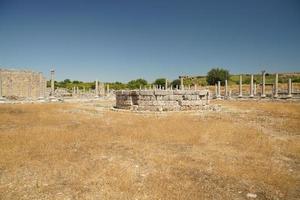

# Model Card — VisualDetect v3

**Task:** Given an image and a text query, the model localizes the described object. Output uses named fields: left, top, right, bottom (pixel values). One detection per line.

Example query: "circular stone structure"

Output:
left=115, top=89, right=210, bottom=111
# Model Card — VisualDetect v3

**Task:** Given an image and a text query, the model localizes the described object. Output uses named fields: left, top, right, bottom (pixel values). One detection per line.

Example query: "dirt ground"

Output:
left=0, top=100, right=299, bottom=200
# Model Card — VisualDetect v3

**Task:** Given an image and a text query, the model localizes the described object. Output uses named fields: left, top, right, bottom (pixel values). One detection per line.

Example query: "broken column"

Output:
left=287, top=78, right=292, bottom=98
left=238, top=75, right=243, bottom=97
left=217, top=81, right=221, bottom=99
left=215, top=83, right=218, bottom=98
left=50, top=69, right=55, bottom=96
left=95, top=80, right=99, bottom=97
left=261, top=71, right=266, bottom=98
left=274, top=73, right=278, bottom=98
left=165, top=79, right=168, bottom=90
left=224, top=80, right=228, bottom=98
left=180, top=76, right=184, bottom=90
left=250, top=74, right=254, bottom=98
left=106, top=84, right=110, bottom=95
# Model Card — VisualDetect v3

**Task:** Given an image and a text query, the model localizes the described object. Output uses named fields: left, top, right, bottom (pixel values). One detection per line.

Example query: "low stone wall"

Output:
left=116, top=89, right=209, bottom=111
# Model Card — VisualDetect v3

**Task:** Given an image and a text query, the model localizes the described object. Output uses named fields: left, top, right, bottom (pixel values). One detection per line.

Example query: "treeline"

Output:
left=49, top=68, right=300, bottom=90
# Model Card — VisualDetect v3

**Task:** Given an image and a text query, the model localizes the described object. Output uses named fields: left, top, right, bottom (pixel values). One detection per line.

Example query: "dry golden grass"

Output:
left=0, top=100, right=299, bottom=199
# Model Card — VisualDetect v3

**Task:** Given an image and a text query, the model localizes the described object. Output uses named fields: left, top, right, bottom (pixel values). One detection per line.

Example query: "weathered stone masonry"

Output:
left=116, top=89, right=209, bottom=111
left=0, top=69, right=46, bottom=99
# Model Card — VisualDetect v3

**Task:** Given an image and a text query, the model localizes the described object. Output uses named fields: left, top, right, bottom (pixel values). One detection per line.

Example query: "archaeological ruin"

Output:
left=0, top=67, right=299, bottom=106
left=116, top=89, right=209, bottom=111
left=0, top=69, right=47, bottom=100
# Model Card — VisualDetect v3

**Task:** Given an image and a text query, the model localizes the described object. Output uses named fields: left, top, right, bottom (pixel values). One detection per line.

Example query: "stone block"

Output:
left=173, top=90, right=186, bottom=95
left=154, top=90, right=173, bottom=95
left=139, top=90, right=155, bottom=96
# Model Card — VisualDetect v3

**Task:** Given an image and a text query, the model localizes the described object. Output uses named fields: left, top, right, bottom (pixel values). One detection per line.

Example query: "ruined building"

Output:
left=0, top=69, right=47, bottom=99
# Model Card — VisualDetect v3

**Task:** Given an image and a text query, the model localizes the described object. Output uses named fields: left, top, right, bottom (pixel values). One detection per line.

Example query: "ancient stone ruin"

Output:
left=213, top=71, right=298, bottom=99
left=0, top=69, right=46, bottom=100
left=116, top=89, right=209, bottom=111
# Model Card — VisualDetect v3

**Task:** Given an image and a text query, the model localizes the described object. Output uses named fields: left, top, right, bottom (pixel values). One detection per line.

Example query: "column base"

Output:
left=0, top=97, right=6, bottom=103
left=249, top=95, right=254, bottom=98
left=261, top=95, right=266, bottom=98
left=49, top=96, right=58, bottom=102
left=215, top=95, right=221, bottom=99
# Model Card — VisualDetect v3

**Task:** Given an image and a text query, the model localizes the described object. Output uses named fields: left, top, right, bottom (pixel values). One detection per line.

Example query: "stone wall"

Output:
left=0, top=69, right=47, bottom=99
left=116, top=89, right=209, bottom=111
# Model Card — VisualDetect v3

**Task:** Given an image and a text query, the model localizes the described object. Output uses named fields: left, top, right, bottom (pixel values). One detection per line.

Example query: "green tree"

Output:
left=63, top=79, right=71, bottom=84
left=171, top=79, right=181, bottom=88
left=127, top=79, right=148, bottom=89
left=206, top=68, right=230, bottom=85
left=153, top=78, right=166, bottom=87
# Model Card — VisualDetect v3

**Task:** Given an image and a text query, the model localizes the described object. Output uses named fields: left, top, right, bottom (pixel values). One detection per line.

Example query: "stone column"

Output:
left=50, top=70, right=55, bottom=96
left=165, top=79, right=168, bottom=90
left=217, top=81, right=221, bottom=99
left=254, top=83, right=257, bottom=96
left=287, top=78, right=292, bottom=98
left=238, top=75, right=243, bottom=97
left=261, top=71, right=266, bottom=98
left=225, top=80, right=228, bottom=98
left=106, top=84, right=109, bottom=94
left=250, top=74, right=254, bottom=98
left=180, top=77, right=184, bottom=90
left=215, top=83, right=218, bottom=98
left=274, top=73, right=278, bottom=98
left=206, top=91, right=209, bottom=105
left=95, top=80, right=99, bottom=97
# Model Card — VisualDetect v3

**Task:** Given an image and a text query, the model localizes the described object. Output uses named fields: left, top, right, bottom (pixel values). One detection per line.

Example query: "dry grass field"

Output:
left=0, top=100, right=299, bottom=199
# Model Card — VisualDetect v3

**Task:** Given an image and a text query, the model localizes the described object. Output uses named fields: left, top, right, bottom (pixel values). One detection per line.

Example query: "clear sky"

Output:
left=0, top=0, right=299, bottom=82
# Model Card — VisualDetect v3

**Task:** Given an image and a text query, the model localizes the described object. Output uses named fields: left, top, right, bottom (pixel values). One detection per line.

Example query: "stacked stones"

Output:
left=116, top=89, right=209, bottom=111
left=0, top=68, right=46, bottom=99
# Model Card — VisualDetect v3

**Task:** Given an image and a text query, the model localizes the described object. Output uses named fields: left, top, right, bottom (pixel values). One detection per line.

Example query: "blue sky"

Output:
left=0, top=0, right=299, bottom=82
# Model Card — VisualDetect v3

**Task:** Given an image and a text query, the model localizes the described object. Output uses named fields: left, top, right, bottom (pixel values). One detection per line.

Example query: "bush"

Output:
left=206, top=68, right=230, bottom=85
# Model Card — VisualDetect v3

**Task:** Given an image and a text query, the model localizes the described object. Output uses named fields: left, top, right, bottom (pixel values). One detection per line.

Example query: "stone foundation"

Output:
left=116, top=89, right=209, bottom=111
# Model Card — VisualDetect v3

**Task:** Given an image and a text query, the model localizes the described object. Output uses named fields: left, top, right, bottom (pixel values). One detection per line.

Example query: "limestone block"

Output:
left=173, top=90, right=186, bottom=95
left=183, top=95, right=199, bottom=100
left=154, top=90, right=173, bottom=96
left=179, top=100, right=203, bottom=106
left=140, top=95, right=156, bottom=101
left=116, top=91, right=129, bottom=96
left=139, top=90, right=154, bottom=96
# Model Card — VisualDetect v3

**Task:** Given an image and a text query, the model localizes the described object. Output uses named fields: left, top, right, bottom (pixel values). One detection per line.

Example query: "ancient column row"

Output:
left=215, top=73, right=294, bottom=99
